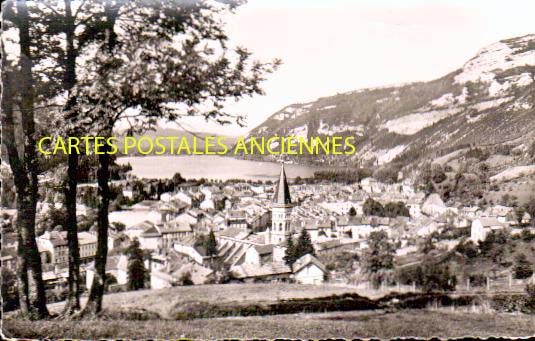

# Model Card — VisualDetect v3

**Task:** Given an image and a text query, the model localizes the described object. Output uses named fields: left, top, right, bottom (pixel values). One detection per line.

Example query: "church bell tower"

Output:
left=267, top=163, right=294, bottom=244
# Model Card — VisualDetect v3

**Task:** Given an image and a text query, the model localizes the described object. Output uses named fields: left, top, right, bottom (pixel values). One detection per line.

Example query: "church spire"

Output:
left=273, top=162, right=292, bottom=205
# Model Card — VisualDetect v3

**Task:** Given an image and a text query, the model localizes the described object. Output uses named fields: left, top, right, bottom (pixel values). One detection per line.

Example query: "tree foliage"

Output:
left=1, top=267, right=19, bottom=312
left=514, top=253, right=534, bottom=279
left=284, top=229, right=315, bottom=268
left=126, top=238, right=147, bottom=291
left=363, top=198, right=384, bottom=216
left=362, top=230, right=394, bottom=288
left=205, top=230, right=218, bottom=258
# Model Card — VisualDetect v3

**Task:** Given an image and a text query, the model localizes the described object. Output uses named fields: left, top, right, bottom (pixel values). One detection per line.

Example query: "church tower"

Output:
left=267, top=163, right=294, bottom=244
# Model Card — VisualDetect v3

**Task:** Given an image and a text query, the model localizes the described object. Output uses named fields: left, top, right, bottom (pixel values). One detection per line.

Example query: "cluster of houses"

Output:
left=2, top=163, right=533, bottom=293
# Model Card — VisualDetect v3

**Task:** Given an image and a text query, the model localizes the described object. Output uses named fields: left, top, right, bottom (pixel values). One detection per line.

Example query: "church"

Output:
left=266, top=162, right=295, bottom=245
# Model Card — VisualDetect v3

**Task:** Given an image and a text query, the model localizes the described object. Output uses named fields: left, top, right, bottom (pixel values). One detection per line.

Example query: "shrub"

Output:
left=468, top=273, right=487, bottom=287
left=525, top=284, right=535, bottom=313
left=514, top=253, right=534, bottom=279
left=179, top=271, right=194, bottom=286
left=490, top=294, right=526, bottom=313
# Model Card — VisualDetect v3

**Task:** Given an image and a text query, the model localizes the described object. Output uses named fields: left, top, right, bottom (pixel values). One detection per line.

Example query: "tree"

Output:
left=295, top=229, right=315, bottom=257
left=420, top=236, right=435, bottom=254
left=514, top=253, right=534, bottom=279
left=283, top=235, right=297, bottom=267
left=455, top=240, right=478, bottom=259
left=363, top=198, right=384, bottom=216
left=512, top=207, right=527, bottom=227
left=362, top=230, right=394, bottom=288
left=1, top=0, right=49, bottom=318
left=373, top=163, right=401, bottom=184
left=348, top=206, right=357, bottom=217
left=126, top=239, right=147, bottom=291
left=172, top=172, right=186, bottom=187
left=75, top=0, right=278, bottom=315
left=179, top=272, right=194, bottom=286
left=1, top=267, right=19, bottom=312
left=478, top=230, right=509, bottom=264
left=383, top=201, right=410, bottom=218
left=284, top=229, right=315, bottom=268
left=525, top=197, right=535, bottom=225
left=205, top=230, right=218, bottom=258
left=418, top=262, right=457, bottom=292
left=111, top=222, right=126, bottom=232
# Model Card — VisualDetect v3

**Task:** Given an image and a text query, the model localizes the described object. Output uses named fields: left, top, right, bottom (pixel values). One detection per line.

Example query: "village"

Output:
left=2, top=161, right=533, bottom=301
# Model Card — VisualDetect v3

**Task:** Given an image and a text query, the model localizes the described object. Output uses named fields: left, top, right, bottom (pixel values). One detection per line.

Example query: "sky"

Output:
left=138, top=1, right=532, bottom=134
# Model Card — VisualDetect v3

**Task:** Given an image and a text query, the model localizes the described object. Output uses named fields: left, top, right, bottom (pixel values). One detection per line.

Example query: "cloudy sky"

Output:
left=170, top=0, right=535, bottom=135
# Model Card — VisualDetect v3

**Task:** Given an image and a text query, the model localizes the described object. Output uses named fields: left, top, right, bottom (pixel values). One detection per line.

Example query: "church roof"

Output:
left=273, top=163, right=292, bottom=205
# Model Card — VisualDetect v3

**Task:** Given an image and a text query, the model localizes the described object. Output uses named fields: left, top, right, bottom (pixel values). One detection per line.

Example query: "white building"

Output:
left=470, top=217, right=507, bottom=243
left=421, top=193, right=447, bottom=216
left=85, top=254, right=128, bottom=289
left=292, top=254, right=327, bottom=285
left=37, top=231, right=97, bottom=265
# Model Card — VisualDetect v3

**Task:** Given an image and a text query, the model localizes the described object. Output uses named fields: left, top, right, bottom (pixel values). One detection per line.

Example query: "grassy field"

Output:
left=4, top=309, right=535, bottom=339
left=45, top=283, right=361, bottom=318
left=5, top=283, right=534, bottom=338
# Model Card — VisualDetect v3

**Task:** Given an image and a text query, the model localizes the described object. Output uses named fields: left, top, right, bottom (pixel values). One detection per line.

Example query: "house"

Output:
left=78, top=232, right=98, bottom=264
left=85, top=255, right=128, bottom=289
left=361, top=177, right=379, bottom=193
left=174, top=242, right=217, bottom=266
left=320, top=201, right=363, bottom=216
left=406, top=199, right=422, bottom=218
left=421, top=193, right=447, bottom=216
left=231, top=261, right=292, bottom=282
left=108, top=231, right=129, bottom=251
left=292, top=254, right=328, bottom=284
left=138, top=220, right=194, bottom=250
left=36, top=231, right=68, bottom=265
left=109, top=208, right=161, bottom=228
left=244, top=244, right=273, bottom=266
left=226, top=210, right=248, bottom=230
left=37, top=231, right=97, bottom=266
left=150, top=262, right=214, bottom=289
left=470, top=217, right=507, bottom=243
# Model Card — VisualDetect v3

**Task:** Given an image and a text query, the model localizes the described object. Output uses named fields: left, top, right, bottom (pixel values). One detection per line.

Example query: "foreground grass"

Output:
left=46, top=283, right=360, bottom=317
left=4, top=309, right=535, bottom=339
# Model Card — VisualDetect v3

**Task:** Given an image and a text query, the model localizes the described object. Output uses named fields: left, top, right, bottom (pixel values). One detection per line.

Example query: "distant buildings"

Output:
left=37, top=231, right=97, bottom=265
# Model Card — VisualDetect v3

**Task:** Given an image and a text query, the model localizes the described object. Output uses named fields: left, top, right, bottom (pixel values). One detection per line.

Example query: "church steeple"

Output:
left=267, top=162, right=294, bottom=245
left=273, top=162, right=292, bottom=206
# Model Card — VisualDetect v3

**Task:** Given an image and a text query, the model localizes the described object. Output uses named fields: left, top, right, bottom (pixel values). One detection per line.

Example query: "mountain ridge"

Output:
left=246, top=34, right=535, bottom=171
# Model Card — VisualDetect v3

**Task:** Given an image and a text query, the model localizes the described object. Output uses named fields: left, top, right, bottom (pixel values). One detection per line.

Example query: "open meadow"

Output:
left=43, top=283, right=361, bottom=318
left=3, top=283, right=535, bottom=339
left=4, top=309, right=535, bottom=339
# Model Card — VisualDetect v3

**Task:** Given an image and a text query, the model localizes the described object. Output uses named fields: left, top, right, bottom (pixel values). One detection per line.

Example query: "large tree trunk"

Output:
left=62, top=0, right=82, bottom=315
left=16, top=234, right=30, bottom=314
left=63, top=152, right=82, bottom=314
left=2, top=42, right=31, bottom=314
left=15, top=0, right=49, bottom=318
left=81, top=149, right=110, bottom=315
left=80, top=0, right=120, bottom=316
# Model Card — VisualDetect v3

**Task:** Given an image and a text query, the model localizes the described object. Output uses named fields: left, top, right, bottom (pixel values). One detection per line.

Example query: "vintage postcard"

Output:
left=1, top=0, right=535, bottom=339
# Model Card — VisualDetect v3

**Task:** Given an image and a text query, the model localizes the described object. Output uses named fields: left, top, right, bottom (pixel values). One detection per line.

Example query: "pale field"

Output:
left=4, top=309, right=535, bottom=339
left=46, top=283, right=364, bottom=318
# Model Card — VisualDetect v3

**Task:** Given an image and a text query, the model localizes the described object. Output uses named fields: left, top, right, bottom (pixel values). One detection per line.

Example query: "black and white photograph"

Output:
left=1, top=0, right=535, bottom=339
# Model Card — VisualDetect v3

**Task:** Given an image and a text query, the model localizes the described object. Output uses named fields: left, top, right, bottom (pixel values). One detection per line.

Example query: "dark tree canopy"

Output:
left=126, top=238, right=147, bottom=291
left=362, top=230, right=395, bottom=288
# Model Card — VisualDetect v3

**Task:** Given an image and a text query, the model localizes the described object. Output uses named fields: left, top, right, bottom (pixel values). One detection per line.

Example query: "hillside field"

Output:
left=44, top=283, right=360, bottom=318
left=4, top=283, right=535, bottom=339
left=4, top=309, right=535, bottom=339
